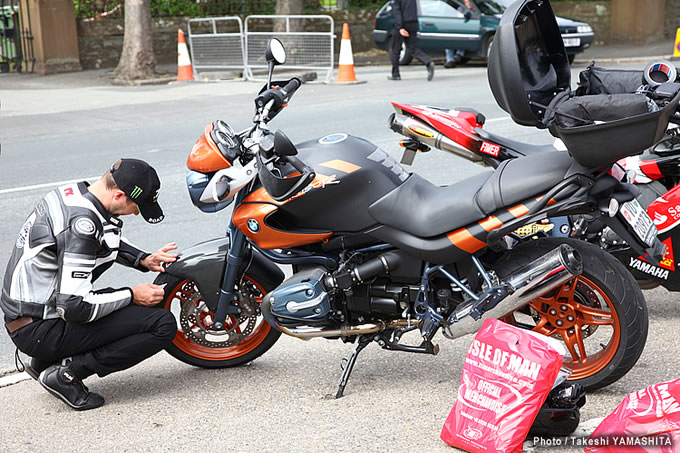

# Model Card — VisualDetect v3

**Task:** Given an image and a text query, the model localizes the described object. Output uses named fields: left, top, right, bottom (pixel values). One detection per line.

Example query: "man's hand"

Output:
left=132, top=283, right=165, bottom=306
left=141, top=243, right=178, bottom=272
left=399, top=28, right=409, bottom=37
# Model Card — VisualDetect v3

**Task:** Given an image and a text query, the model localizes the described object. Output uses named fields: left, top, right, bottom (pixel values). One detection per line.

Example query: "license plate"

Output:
left=619, top=199, right=657, bottom=247
left=563, top=37, right=581, bottom=47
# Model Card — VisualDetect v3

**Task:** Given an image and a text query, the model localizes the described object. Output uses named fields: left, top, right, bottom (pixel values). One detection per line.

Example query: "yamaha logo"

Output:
left=247, top=219, right=260, bottom=233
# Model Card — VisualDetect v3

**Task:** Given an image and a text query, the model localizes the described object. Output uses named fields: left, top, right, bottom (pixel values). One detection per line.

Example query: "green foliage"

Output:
left=72, top=0, right=277, bottom=19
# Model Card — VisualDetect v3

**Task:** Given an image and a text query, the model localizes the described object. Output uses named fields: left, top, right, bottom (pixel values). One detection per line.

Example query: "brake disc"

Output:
left=178, top=282, right=259, bottom=348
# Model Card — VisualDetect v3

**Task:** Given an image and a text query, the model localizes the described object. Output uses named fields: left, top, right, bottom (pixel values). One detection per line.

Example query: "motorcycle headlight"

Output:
left=186, top=170, right=233, bottom=213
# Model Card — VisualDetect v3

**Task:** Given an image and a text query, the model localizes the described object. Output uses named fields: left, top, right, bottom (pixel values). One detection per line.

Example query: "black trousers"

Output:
left=8, top=305, right=176, bottom=379
left=390, top=22, right=432, bottom=77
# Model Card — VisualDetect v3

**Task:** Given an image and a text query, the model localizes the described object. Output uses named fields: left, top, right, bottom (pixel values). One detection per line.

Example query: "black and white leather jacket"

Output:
left=1, top=182, right=149, bottom=324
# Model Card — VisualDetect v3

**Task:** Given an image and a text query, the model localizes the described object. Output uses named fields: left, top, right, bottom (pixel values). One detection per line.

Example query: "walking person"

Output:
left=388, top=0, right=435, bottom=81
left=1, top=158, right=178, bottom=411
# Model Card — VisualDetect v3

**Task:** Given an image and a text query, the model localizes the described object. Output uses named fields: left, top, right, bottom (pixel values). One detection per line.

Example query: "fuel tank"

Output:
left=232, top=134, right=410, bottom=249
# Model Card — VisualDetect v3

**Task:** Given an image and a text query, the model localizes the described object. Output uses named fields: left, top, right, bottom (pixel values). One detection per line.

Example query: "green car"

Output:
left=372, top=0, right=594, bottom=64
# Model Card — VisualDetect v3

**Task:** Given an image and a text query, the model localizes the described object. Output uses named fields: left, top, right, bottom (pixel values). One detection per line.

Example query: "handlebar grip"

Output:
left=286, top=155, right=314, bottom=177
left=281, top=78, right=301, bottom=97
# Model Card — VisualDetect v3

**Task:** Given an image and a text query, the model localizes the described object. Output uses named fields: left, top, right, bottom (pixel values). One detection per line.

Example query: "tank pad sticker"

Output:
left=367, top=148, right=409, bottom=182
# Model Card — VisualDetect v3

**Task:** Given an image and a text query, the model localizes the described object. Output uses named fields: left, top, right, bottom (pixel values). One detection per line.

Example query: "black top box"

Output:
left=487, top=0, right=680, bottom=169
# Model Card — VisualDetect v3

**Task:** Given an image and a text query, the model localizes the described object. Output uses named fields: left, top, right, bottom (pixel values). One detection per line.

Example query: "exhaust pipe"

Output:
left=443, top=244, right=583, bottom=340
left=388, top=113, right=483, bottom=163
left=275, top=319, right=414, bottom=339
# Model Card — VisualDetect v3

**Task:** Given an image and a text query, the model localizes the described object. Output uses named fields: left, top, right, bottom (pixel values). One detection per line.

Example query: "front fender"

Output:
left=165, top=237, right=285, bottom=311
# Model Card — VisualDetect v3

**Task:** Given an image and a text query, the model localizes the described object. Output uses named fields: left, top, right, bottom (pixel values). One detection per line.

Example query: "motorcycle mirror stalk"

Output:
left=265, top=38, right=286, bottom=89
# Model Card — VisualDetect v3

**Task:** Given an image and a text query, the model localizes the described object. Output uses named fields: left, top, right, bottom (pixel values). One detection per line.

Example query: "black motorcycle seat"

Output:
left=368, top=151, right=575, bottom=238
left=475, top=127, right=559, bottom=156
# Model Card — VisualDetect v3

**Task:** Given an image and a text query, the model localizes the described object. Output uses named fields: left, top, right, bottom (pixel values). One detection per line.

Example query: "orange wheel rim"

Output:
left=164, top=277, right=272, bottom=361
left=502, top=276, right=620, bottom=380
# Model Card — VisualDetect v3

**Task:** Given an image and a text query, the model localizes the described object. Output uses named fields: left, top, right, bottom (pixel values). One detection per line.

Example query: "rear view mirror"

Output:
left=464, top=10, right=472, bottom=22
left=266, top=38, right=287, bottom=65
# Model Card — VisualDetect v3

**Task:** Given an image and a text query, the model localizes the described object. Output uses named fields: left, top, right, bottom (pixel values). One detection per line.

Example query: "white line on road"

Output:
left=0, top=371, right=31, bottom=388
left=0, top=177, right=99, bottom=196
left=485, top=116, right=511, bottom=123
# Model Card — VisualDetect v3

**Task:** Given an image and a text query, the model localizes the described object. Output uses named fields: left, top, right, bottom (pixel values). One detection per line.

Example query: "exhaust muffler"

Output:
left=388, top=113, right=483, bottom=162
left=443, top=244, right=583, bottom=340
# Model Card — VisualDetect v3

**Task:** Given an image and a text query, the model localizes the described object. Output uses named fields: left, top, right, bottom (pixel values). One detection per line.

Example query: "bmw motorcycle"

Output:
left=154, top=36, right=657, bottom=397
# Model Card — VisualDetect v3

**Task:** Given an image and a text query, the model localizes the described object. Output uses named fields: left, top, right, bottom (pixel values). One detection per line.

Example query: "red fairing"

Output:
left=648, top=184, right=680, bottom=234
left=638, top=159, right=664, bottom=180
left=392, top=102, right=484, bottom=153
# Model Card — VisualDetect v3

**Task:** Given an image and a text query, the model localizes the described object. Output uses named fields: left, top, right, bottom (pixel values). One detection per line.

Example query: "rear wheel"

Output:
left=389, top=36, right=413, bottom=65
left=494, top=237, right=648, bottom=391
left=154, top=272, right=280, bottom=368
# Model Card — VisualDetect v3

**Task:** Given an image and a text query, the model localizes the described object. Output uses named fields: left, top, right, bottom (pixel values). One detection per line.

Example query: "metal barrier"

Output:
left=187, top=16, right=244, bottom=79
left=244, top=15, right=334, bottom=83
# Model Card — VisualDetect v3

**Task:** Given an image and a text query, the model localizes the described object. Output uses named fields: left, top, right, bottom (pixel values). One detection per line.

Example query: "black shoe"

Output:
left=426, top=62, right=435, bottom=81
left=39, top=364, right=105, bottom=411
left=387, top=75, right=401, bottom=80
left=454, top=53, right=463, bottom=64
left=444, top=61, right=456, bottom=69
left=25, top=358, right=53, bottom=381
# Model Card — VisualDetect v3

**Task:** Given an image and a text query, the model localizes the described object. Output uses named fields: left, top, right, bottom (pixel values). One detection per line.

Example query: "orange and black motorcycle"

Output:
left=154, top=38, right=659, bottom=397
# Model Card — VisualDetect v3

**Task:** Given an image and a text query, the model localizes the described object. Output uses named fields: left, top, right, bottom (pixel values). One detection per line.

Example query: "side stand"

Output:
left=335, top=334, right=372, bottom=399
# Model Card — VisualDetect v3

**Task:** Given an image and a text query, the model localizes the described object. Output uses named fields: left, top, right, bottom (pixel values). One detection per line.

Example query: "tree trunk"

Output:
left=113, top=0, right=156, bottom=82
left=274, top=0, right=304, bottom=33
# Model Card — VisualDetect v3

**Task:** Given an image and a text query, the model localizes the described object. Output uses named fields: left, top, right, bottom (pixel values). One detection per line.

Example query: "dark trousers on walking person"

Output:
left=390, top=22, right=434, bottom=80
left=9, top=305, right=176, bottom=380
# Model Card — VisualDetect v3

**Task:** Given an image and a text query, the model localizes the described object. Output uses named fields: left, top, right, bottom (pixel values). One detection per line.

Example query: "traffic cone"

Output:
left=336, top=23, right=362, bottom=84
left=177, top=29, right=194, bottom=81
left=672, top=27, right=680, bottom=62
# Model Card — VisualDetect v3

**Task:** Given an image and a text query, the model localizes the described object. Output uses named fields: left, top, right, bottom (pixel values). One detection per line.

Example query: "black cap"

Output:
left=111, top=159, right=164, bottom=224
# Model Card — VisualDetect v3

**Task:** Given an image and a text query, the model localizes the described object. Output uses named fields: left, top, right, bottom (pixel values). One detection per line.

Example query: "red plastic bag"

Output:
left=585, top=378, right=680, bottom=453
left=441, top=318, right=564, bottom=453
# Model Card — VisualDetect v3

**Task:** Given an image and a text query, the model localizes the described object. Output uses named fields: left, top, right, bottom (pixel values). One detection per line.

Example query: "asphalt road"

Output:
left=0, top=62, right=678, bottom=452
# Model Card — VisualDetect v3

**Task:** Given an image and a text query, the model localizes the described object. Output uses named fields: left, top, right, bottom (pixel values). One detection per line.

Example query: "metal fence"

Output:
left=0, top=0, right=34, bottom=73
left=187, top=16, right=244, bottom=78
left=244, top=15, right=334, bottom=83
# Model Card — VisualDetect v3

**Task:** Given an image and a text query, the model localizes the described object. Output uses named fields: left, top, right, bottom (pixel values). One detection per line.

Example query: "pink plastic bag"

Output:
left=586, top=378, right=680, bottom=453
left=441, top=318, right=564, bottom=453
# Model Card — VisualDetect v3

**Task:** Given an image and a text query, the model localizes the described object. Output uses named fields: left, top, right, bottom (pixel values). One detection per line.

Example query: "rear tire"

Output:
left=493, top=237, right=648, bottom=391
left=154, top=271, right=280, bottom=368
left=389, top=36, right=413, bottom=65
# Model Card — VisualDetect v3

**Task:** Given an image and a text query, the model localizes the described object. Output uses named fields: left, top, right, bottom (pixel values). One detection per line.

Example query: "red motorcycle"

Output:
left=151, top=31, right=658, bottom=397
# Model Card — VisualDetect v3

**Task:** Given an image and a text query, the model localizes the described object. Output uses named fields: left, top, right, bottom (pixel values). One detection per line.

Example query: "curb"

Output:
left=574, top=55, right=671, bottom=65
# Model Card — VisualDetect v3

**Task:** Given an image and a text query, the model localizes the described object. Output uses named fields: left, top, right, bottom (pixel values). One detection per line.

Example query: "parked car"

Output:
left=372, top=0, right=594, bottom=64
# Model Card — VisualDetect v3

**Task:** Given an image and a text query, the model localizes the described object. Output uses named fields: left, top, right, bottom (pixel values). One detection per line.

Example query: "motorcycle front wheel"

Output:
left=154, top=272, right=280, bottom=368
left=493, top=237, right=648, bottom=391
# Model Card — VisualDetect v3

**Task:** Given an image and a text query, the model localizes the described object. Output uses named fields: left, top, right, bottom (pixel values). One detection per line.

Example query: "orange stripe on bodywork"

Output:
left=478, top=215, right=502, bottom=232
left=319, top=160, right=361, bottom=174
left=508, top=204, right=529, bottom=218
left=535, top=196, right=557, bottom=206
left=447, top=228, right=487, bottom=253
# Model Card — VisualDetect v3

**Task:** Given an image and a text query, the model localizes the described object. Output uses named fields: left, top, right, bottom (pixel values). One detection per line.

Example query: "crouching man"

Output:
left=1, top=159, right=178, bottom=410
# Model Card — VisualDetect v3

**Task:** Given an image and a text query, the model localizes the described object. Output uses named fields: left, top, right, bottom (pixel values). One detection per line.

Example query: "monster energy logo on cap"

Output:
left=110, top=158, right=165, bottom=224
left=129, top=185, right=143, bottom=200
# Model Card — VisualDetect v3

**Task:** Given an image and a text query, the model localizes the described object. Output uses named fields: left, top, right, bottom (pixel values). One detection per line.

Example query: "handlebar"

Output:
left=254, top=77, right=302, bottom=123
left=280, top=78, right=301, bottom=97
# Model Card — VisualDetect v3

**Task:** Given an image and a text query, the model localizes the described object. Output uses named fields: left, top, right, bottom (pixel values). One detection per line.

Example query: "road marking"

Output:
left=0, top=177, right=99, bottom=195
left=0, top=371, right=31, bottom=388
left=485, top=116, right=511, bottom=123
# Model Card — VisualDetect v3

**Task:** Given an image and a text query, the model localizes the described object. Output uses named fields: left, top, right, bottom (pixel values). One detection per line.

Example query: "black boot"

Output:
left=39, top=364, right=105, bottom=411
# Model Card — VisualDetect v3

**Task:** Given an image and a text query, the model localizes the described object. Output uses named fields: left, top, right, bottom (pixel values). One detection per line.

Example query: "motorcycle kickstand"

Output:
left=335, top=334, right=372, bottom=399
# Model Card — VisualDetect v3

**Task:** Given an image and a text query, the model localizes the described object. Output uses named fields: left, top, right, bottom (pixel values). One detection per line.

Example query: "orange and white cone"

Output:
left=336, top=23, right=360, bottom=83
left=177, top=29, right=194, bottom=81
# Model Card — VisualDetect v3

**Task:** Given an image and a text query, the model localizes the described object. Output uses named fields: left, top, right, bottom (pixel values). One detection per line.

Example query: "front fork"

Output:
left=212, top=191, right=249, bottom=330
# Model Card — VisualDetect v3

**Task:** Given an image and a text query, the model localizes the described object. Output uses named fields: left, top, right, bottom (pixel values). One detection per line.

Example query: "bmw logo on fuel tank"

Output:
left=247, top=219, right=260, bottom=233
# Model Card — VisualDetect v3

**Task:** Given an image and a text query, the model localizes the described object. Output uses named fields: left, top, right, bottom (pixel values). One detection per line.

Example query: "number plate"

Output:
left=619, top=199, right=657, bottom=247
left=563, top=37, right=581, bottom=47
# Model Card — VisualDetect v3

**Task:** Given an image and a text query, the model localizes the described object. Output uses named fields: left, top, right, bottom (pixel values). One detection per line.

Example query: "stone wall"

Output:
left=552, top=1, right=610, bottom=45
left=666, top=0, right=680, bottom=39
